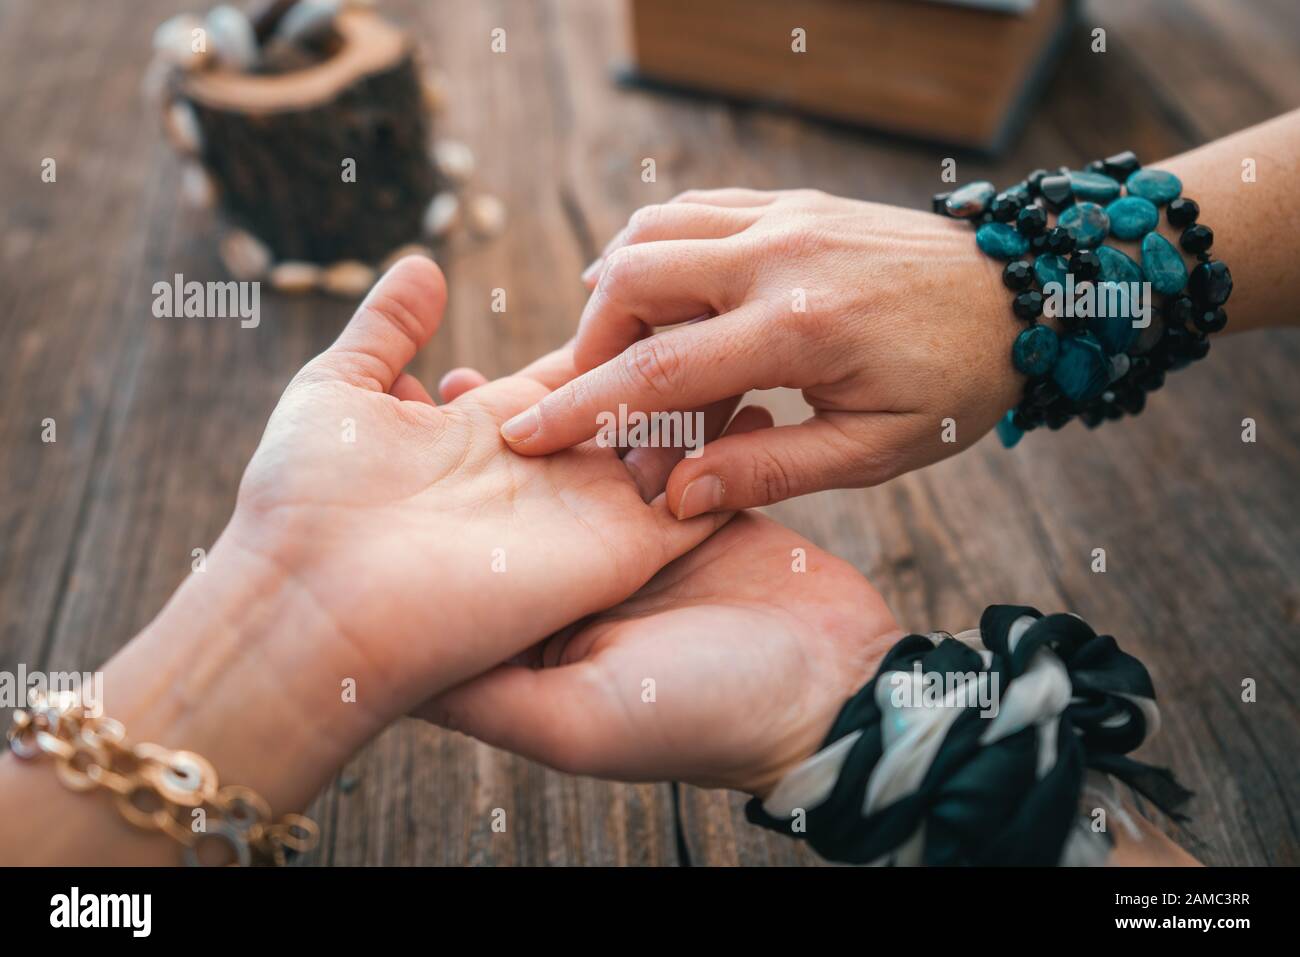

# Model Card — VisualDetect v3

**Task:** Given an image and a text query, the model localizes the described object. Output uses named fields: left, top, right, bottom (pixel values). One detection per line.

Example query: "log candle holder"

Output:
left=153, top=2, right=487, bottom=297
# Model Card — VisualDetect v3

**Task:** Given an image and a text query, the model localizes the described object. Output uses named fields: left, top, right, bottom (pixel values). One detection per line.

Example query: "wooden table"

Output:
left=2, top=0, right=1297, bottom=866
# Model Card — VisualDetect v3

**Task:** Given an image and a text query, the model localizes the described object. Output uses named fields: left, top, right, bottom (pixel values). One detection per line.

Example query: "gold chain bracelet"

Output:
left=6, top=688, right=319, bottom=866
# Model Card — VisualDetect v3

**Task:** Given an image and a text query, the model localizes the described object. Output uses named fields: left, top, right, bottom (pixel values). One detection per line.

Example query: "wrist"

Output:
left=959, top=235, right=1030, bottom=415
left=102, top=527, right=385, bottom=815
left=982, top=256, right=1033, bottom=412
left=0, top=528, right=382, bottom=864
left=743, top=624, right=905, bottom=802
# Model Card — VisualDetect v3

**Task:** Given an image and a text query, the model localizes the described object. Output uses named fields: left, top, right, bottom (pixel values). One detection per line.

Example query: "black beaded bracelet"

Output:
left=932, top=152, right=1232, bottom=445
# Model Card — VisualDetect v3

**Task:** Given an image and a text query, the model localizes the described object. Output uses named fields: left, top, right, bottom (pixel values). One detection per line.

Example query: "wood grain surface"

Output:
left=1, top=0, right=1296, bottom=866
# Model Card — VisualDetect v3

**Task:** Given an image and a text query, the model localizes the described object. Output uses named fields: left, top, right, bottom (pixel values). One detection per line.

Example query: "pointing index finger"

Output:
left=499, top=305, right=786, bottom=455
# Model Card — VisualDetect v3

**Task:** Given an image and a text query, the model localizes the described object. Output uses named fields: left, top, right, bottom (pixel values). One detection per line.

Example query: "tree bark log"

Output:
left=179, top=11, right=437, bottom=264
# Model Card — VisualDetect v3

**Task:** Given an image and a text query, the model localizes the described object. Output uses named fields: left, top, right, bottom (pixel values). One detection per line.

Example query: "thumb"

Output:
left=306, top=256, right=447, bottom=392
left=666, top=411, right=927, bottom=517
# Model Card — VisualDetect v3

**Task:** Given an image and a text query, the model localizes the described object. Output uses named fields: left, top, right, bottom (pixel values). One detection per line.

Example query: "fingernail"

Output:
left=580, top=258, right=601, bottom=284
left=501, top=409, right=539, bottom=444
left=676, top=475, right=725, bottom=520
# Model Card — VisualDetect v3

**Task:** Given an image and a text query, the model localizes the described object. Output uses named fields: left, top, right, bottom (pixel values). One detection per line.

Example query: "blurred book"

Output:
left=622, top=0, right=1075, bottom=153
left=921, top=0, right=1037, bottom=12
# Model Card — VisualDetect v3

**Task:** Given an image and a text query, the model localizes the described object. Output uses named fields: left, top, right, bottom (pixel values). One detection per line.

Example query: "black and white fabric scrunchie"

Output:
left=745, top=605, right=1192, bottom=866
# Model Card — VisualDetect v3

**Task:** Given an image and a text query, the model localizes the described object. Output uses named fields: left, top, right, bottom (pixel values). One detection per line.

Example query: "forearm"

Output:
left=1159, top=107, right=1300, bottom=335
left=0, top=530, right=381, bottom=865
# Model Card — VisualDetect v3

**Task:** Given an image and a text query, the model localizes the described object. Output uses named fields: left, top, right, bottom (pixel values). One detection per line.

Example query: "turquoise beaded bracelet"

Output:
left=933, top=152, right=1232, bottom=445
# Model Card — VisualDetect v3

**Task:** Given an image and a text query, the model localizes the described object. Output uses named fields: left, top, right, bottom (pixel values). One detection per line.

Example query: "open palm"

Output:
left=223, top=257, right=730, bottom=714
left=422, top=512, right=902, bottom=796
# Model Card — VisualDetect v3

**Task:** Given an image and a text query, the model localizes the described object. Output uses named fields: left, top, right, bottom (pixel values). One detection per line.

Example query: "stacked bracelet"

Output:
left=6, top=688, right=319, bottom=866
left=932, top=152, right=1232, bottom=445
left=745, top=605, right=1192, bottom=866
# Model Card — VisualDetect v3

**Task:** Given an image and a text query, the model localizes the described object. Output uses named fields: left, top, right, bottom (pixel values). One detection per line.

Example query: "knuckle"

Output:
left=835, top=426, right=898, bottom=488
left=362, top=288, right=427, bottom=353
left=293, top=353, right=385, bottom=393
left=786, top=187, right=829, bottom=206
left=870, top=442, right=907, bottom=485
left=624, top=204, right=666, bottom=242
left=748, top=449, right=795, bottom=504
left=622, top=336, right=684, bottom=399
left=549, top=375, right=593, bottom=424
left=846, top=451, right=889, bottom=488
left=764, top=223, right=823, bottom=260
left=850, top=460, right=893, bottom=490
left=783, top=303, right=837, bottom=356
left=598, top=246, right=641, bottom=299
left=289, top=355, right=336, bottom=390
